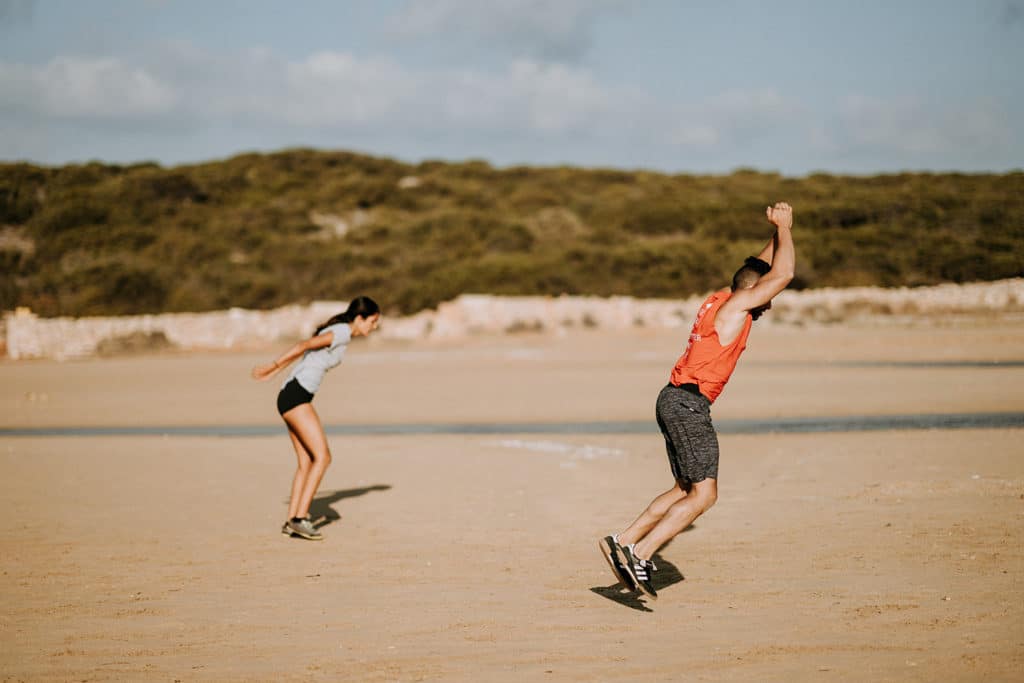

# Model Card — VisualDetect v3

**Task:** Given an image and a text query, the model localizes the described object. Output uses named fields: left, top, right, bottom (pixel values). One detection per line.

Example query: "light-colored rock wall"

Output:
left=769, top=278, right=1024, bottom=323
left=4, top=279, right=1022, bottom=360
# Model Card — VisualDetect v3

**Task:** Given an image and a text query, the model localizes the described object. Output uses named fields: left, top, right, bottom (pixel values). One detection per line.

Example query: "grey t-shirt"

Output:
left=282, top=322, right=352, bottom=394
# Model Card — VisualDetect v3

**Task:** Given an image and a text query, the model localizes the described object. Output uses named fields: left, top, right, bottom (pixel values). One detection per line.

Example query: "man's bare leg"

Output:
left=617, top=482, right=689, bottom=546
left=633, top=478, right=718, bottom=560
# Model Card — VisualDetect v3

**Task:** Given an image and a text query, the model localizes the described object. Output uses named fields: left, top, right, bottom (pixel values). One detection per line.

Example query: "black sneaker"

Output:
left=599, top=535, right=637, bottom=590
left=617, top=543, right=657, bottom=600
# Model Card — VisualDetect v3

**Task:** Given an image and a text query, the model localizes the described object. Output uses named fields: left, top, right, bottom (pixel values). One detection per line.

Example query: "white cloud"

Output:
left=831, top=93, right=1012, bottom=156
left=1, top=42, right=1017, bottom=174
left=136, top=48, right=634, bottom=136
left=279, top=55, right=629, bottom=135
left=706, top=89, right=795, bottom=121
left=839, top=94, right=937, bottom=153
left=388, top=0, right=627, bottom=60
left=280, top=52, right=418, bottom=126
left=503, top=59, right=617, bottom=132
left=668, top=124, right=719, bottom=148
left=667, top=88, right=799, bottom=149
left=0, top=47, right=808, bottom=165
left=0, top=56, right=176, bottom=119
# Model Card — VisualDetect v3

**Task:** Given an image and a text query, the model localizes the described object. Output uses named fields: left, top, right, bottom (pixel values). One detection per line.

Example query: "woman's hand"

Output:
left=251, top=362, right=279, bottom=381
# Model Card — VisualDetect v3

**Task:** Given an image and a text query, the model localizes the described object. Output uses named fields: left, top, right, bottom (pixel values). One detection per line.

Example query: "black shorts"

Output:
left=655, top=383, right=720, bottom=488
left=277, top=378, right=314, bottom=415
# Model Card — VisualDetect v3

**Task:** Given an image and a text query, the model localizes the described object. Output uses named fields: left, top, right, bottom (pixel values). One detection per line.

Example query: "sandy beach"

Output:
left=2, top=320, right=1023, bottom=681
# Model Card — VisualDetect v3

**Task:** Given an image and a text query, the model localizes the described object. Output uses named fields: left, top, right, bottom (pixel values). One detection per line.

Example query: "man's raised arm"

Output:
left=731, top=203, right=795, bottom=310
left=755, top=224, right=779, bottom=264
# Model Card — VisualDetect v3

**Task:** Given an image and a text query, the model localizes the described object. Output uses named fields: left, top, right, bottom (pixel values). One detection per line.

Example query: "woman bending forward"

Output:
left=251, top=296, right=381, bottom=540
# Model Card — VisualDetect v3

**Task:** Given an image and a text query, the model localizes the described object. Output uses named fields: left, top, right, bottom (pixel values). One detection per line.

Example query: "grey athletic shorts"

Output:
left=655, top=383, right=719, bottom=487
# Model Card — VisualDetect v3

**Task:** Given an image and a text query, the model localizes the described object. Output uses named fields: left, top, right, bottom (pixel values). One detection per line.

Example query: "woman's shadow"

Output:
left=305, top=484, right=391, bottom=529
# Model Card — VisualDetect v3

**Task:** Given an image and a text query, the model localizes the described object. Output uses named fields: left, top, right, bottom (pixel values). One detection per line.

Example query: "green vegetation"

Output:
left=1, top=150, right=1021, bottom=317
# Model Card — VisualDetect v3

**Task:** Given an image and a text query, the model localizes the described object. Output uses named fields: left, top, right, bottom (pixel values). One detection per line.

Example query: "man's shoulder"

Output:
left=713, top=289, right=749, bottom=319
left=705, top=288, right=732, bottom=307
left=698, top=288, right=730, bottom=304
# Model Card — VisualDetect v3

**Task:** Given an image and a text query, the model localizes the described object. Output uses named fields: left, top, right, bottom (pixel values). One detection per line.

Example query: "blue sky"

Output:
left=1, top=0, right=1021, bottom=175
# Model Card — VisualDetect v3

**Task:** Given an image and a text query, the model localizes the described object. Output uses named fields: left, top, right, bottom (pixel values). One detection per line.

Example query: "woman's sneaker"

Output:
left=617, top=543, right=658, bottom=599
left=598, top=535, right=637, bottom=590
left=284, top=517, right=323, bottom=540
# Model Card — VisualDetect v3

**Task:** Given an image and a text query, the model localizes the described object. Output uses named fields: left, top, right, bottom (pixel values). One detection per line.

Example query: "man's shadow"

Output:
left=589, top=557, right=684, bottom=614
left=590, top=550, right=686, bottom=612
left=304, top=485, right=391, bottom=530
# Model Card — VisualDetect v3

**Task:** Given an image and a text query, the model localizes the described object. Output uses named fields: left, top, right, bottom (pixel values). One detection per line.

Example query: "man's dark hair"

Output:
left=731, top=257, right=771, bottom=291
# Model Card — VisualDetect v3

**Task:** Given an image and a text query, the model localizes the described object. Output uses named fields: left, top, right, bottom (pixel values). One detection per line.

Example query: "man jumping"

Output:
left=599, top=202, right=795, bottom=600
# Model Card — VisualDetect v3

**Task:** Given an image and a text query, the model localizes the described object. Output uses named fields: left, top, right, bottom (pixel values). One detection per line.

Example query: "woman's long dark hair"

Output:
left=314, top=296, right=380, bottom=336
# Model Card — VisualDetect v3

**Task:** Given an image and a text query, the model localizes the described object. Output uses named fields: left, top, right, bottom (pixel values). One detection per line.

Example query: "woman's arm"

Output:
left=250, top=330, right=336, bottom=381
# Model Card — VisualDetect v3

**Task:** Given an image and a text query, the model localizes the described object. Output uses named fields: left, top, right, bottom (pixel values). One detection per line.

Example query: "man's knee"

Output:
left=694, top=479, right=718, bottom=511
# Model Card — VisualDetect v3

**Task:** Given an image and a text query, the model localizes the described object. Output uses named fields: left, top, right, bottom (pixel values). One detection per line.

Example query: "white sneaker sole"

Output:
left=599, top=536, right=637, bottom=590
left=283, top=522, right=323, bottom=540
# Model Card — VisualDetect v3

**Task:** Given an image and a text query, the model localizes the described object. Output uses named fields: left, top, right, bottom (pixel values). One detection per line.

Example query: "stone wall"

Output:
left=768, top=278, right=1024, bottom=324
left=4, top=278, right=1022, bottom=360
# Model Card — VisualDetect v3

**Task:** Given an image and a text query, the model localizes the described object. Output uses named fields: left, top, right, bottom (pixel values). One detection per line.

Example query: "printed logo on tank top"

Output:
left=680, top=301, right=715, bottom=363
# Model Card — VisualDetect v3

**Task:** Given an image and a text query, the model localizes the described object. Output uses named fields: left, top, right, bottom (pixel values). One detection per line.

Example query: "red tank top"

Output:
left=669, top=290, right=752, bottom=403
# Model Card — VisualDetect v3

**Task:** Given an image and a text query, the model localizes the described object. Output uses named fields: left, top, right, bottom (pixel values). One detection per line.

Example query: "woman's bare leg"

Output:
left=285, top=427, right=313, bottom=520
left=282, top=403, right=332, bottom=519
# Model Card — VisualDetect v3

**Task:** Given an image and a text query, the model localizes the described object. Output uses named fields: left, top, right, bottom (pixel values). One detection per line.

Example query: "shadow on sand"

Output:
left=590, top=553, right=685, bottom=612
left=304, top=484, right=392, bottom=529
